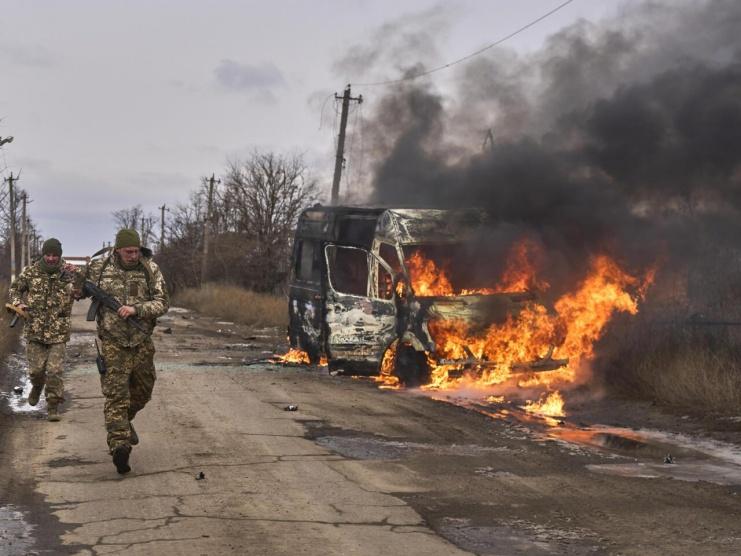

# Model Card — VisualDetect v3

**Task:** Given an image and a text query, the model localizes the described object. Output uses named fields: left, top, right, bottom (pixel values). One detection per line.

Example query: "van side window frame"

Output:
left=295, top=239, right=322, bottom=284
left=325, top=244, right=395, bottom=302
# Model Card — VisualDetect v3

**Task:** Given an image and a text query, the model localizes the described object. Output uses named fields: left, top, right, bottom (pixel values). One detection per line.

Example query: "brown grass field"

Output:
left=600, top=316, right=741, bottom=413
left=173, top=284, right=287, bottom=328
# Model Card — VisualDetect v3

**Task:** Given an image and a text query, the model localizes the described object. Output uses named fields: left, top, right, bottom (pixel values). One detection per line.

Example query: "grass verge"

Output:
left=173, top=284, right=287, bottom=328
left=599, top=318, right=741, bottom=413
left=0, top=284, right=19, bottom=359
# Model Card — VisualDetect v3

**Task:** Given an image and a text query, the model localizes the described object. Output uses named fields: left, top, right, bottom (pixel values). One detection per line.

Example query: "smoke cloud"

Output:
left=340, top=0, right=741, bottom=303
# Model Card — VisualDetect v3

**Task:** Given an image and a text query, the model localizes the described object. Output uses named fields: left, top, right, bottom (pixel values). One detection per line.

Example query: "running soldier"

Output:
left=85, top=229, right=169, bottom=474
left=8, top=238, right=80, bottom=421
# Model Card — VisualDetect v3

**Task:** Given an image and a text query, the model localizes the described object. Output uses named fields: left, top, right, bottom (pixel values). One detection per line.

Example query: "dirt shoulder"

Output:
left=1, top=301, right=740, bottom=555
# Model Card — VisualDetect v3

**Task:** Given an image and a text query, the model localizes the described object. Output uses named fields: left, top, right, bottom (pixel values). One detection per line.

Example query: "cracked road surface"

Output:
left=2, top=302, right=741, bottom=555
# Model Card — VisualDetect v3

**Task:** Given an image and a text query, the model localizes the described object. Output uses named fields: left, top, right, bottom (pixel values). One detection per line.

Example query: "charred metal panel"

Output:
left=428, top=292, right=533, bottom=324
left=288, top=293, right=323, bottom=359
left=324, top=244, right=397, bottom=367
left=376, top=209, right=489, bottom=244
left=325, top=295, right=396, bottom=364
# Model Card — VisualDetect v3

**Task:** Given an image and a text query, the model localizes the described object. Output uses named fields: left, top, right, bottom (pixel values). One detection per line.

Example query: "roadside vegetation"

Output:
left=0, top=285, right=20, bottom=360
left=173, top=284, right=287, bottom=328
left=599, top=265, right=741, bottom=414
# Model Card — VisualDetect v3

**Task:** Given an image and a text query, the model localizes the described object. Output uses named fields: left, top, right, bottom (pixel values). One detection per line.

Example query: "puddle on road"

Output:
left=0, top=505, right=36, bottom=556
left=0, top=352, right=44, bottom=415
left=439, top=517, right=603, bottom=556
left=570, top=425, right=741, bottom=485
left=428, top=395, right=741, bottom=486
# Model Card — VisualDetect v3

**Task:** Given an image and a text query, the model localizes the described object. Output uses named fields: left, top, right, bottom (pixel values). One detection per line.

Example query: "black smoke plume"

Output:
left=339, top=0, right=741, bottom=305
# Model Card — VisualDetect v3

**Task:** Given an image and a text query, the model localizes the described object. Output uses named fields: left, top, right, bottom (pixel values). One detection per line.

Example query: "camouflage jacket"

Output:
left=85, top=254, right=169, bottom=347
left=8, top=259, right=78, bottom=344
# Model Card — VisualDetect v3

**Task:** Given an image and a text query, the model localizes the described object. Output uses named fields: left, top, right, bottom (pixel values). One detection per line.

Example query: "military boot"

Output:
left=129, top=423, right=139, bottom=445
left=28, top=385, right=43, bottom=406
left=112, top=445, right=132, bottom=475
left=47, top=406, right=61, bottom=422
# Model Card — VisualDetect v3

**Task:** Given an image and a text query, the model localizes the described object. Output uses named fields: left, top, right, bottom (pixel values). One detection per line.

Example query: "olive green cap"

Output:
left=42, top=238, right=62, bottom=256
left=114, top=229, right=141, bottom=249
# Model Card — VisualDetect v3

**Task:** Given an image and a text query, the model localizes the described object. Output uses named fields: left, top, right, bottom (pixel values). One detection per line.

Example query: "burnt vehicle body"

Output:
left=288, top=206, right=564, bottom=384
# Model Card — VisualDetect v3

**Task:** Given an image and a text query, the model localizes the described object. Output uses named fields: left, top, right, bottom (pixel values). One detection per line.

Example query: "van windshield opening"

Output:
left=402, top=244, right=522, bottom=297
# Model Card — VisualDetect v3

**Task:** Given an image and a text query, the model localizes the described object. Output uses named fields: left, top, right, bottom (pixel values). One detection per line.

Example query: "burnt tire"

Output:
left=393, top=345, right=430, bottom=387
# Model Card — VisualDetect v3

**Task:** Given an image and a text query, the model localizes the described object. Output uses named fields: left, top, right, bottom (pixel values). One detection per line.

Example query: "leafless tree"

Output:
left=223, top=151, right=318, bottom=290
left=112, top=205, right=157, bottom=247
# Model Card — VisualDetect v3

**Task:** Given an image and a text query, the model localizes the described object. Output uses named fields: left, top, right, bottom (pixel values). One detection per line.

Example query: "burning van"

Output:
left=287, top=206, right=568, bottom=386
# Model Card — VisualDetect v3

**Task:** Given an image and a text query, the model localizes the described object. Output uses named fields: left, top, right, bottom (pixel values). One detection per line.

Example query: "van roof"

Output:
left=296, top=206, right=489, bottom=246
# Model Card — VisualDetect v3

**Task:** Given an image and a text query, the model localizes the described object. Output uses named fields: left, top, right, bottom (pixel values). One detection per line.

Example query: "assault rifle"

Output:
left=82, top=280, right=147, bottom=332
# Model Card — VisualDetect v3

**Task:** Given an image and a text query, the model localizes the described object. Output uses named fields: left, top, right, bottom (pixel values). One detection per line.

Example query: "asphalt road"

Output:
left=2, top=302, right=741, bottom=555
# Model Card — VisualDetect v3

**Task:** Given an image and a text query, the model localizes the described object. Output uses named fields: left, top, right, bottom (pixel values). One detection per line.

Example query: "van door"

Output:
left=288, top=238, right=325, bottom=362
left=324, top=245, right=397, bottom=370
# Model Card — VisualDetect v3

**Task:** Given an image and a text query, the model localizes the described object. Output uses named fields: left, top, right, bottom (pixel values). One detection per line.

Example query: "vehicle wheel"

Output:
left=393, top=345, right=430, bottom=387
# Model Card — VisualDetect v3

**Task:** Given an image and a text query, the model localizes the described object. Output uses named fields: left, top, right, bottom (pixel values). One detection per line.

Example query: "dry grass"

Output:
left=173, top=284, right=287, bottom=328
left=599, top=319, right=741, bottom=413
left=0, top=284, right=20, bottom=359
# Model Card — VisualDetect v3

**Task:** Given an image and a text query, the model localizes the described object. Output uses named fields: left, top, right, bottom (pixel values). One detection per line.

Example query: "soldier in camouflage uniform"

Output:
left=85, top=229, right=169, bottom=474
left=8, top=238, right=80, bottom=421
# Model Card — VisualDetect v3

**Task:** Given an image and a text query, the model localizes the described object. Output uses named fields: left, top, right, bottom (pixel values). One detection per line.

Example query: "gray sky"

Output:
left=0, top=0, right=627, bottom=255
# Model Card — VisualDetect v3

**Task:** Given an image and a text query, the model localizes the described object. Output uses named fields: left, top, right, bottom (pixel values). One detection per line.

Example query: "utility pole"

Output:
left=27, top=217, right=33, bottom=262
left=201, top=174, right=219, bottom=285
left=4, top=172, right=19, bottom=282
left=159, top=204, right=166, bottom=253
left=331, top=84, right=362, bottom=205
left=20, top=192, right=27, bottom=269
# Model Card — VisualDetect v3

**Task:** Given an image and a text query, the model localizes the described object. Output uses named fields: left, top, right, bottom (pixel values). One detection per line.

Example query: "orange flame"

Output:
left=276, top=348, right=311, bottom=364
left=394, top=244, right=655, bottom=418
left=274, top=349, right=327, bottom=366
left=407, top=239, right=548, bottom=297
left=374, top=341, right=401, bottom=389
left=523, top=391, right=565, bottom=417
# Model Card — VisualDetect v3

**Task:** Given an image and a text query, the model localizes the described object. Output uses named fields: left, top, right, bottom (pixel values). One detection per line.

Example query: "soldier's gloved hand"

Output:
left=72, top=289, right=82, bottom=300
left=63, top=263, right=78, bottom=273
left=118, top=305, right=137, bottom=319
left=15, top=303, right=29, bottom=311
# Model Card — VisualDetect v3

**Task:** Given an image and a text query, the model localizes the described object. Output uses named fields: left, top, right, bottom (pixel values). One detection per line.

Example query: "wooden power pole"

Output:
left=331, top=84, right=362, bottom=205
left=159, top=204, right=166, bottom=253
left=20, top=192, right=27, bottom=269
left=4, top=172, right=19, bottom=282
left=201, top=174, right=219, bottom=285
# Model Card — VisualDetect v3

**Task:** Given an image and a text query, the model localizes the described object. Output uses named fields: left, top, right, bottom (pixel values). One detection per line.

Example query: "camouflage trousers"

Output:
left=26, top=341, right=66, bottom=407
left=99, top=337, right=156, bottom=452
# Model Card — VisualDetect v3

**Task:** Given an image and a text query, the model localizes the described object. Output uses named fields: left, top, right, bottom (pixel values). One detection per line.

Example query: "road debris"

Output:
left=284, top=405, right=298, bottom=411
left=12, top=386, right=22, bottom=395
left=162, top=327, right=173, bottom=334
left=664, top=454, right=675, bottom=464
left=195, top=471, right=206, bottom=480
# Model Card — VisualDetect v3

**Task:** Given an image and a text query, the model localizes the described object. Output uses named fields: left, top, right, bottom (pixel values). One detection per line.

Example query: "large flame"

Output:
left=406, top=239, right=548, bottom=296
left=383, top=242, right=655, bottom=418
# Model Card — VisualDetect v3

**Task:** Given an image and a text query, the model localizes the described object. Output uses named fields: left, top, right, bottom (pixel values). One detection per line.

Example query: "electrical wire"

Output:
left=355, top=0, right=576, bottom=87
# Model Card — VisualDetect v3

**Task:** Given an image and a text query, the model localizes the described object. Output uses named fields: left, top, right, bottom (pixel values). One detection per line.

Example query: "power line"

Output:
left=355, top=0, right=576, bottom=87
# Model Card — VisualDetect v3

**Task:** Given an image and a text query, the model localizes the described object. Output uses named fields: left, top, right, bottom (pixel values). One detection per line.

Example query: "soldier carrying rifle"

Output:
left=8, top=238, right=81, bottom=421
left=83, top=229, right=169, bottom=475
